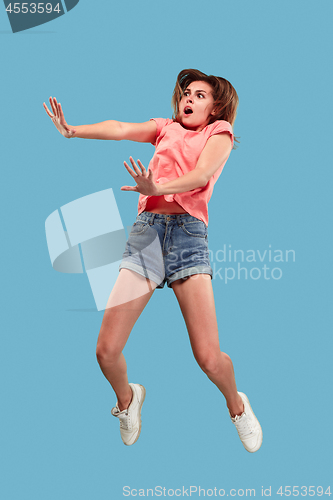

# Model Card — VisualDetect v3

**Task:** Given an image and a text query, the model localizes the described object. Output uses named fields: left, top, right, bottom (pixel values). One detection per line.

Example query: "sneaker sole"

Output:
left=238, top=392, right=263, bottom=453
left=124, top=384, right=146, bottom=446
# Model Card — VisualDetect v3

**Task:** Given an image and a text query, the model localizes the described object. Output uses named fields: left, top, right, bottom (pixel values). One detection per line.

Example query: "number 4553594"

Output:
left=5, top=3, right=61, bottom=14
left=277, top=486, right=331, bottom=496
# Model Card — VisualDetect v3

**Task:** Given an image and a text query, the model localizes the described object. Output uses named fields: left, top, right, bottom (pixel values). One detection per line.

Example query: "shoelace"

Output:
left=233, top=412, right=255, bottom=438
left=111, top=406, right=131, bottom=430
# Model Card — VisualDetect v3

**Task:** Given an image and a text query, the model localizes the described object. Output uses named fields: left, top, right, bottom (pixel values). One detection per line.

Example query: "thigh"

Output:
left=172, top=275, right=221, bottom=356
left=105, top=268, right=156, bottom=309
left=97, top=269, right=156, bottom=355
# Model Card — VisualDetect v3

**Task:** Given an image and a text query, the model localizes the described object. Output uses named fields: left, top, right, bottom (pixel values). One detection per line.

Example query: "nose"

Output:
left=186, top=95, right=193, bottom=104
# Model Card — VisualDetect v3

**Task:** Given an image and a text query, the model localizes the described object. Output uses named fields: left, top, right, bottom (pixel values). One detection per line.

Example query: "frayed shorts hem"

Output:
left=166, top=265, right=212, bottom=288
left=119, top=263, right=212, bottom=289
left=118, top=263, right=163, bottom=287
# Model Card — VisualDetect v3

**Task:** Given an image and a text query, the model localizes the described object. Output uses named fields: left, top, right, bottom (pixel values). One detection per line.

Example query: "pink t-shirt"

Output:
left=137, top=118, right=234, bottom=226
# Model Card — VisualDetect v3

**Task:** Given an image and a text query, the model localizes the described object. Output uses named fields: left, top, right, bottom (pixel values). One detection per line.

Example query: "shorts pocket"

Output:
left=180, top=221, right=207, bottom=238
left=130, top=220, right=150, bottom=235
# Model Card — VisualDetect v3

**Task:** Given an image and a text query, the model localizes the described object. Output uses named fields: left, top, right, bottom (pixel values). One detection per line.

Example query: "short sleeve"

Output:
left=209, top=120, right=234, bottom=147
left=150, top=118, right=173, bottom=145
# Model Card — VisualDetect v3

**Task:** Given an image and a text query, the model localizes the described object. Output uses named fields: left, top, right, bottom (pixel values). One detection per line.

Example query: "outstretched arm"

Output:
left=43, top=97, right=157, bottom=143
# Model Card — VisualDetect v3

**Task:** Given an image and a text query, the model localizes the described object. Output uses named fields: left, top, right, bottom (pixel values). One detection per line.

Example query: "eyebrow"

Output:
left=185, top=89, right=208, bottom=93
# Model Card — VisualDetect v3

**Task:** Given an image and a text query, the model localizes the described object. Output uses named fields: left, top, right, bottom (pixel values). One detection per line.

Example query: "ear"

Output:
left=211, top=107, right=217, bottom=116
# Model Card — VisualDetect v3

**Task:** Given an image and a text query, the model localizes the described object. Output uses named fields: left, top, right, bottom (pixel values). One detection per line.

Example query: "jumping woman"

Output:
left=44, top=69, right=263, bottom=452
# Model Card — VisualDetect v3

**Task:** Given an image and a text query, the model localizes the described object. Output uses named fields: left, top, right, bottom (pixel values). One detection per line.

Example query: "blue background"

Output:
left=1, top=1, right=332, bottom=498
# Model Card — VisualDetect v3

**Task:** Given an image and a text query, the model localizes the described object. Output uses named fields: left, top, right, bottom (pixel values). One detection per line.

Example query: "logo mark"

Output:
left=3, top=1, right=80, bottom=33
left=45, top=188, right=127, bottom=311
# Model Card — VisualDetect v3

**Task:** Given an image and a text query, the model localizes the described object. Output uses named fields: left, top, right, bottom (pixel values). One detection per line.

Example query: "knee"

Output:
left=96, top=340, right=120, bottom=368
left=195, top=351, right=222, bottom=377
left=195, top=351, right=232, bottom=378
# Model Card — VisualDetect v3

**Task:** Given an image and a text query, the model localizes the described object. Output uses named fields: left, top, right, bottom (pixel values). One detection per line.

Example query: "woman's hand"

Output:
left=121, top=157, right=160, bottom=196
left=43, top=97, right=76, bottom=138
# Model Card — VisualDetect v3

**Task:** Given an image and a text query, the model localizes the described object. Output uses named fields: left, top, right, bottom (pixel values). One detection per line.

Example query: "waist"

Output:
left=144, top=196, right=187, bottom=214
left=139, top=211, right=206, bottom=227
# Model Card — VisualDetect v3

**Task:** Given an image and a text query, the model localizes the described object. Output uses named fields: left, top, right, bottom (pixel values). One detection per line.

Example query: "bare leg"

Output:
left=172, top=275, right=244, bottom=416
left=96, top=269, right=156, bottom=410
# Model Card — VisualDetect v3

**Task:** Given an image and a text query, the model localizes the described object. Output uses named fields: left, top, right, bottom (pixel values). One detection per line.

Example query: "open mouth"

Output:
left=184, top=107, right=193, bottom=115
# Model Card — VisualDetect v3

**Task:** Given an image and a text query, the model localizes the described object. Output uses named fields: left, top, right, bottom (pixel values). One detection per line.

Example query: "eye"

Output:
left=198, top=93, right=204, bottom=99
left=184, top=91, right=190, bottom=96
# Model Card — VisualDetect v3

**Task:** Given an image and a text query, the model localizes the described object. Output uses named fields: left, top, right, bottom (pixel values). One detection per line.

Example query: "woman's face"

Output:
left=178, top=80, right=216, bottom=131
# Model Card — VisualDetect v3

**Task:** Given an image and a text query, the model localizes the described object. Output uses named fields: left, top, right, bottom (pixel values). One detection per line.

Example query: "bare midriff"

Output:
left=144, top=196, right=188, bottom=214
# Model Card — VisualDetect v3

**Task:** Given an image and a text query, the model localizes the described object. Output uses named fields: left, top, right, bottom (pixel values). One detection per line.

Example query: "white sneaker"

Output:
left=230, top=392, right=263, bottom=453
left=111, top=383, right=146, bottom=446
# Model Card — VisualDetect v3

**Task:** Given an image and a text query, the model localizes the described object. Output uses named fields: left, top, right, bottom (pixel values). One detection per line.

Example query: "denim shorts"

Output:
left=119, top=212, right=213, bottom=288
